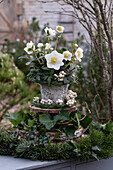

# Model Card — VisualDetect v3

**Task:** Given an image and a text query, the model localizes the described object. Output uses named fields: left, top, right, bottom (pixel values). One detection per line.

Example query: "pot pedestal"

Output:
left=29, top=105, right=76, bottom=113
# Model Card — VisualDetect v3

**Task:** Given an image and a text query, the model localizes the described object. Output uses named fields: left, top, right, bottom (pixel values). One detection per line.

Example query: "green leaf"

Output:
left=73, top=41, right=77, bottom=47
left=48, top=77, right=51, bottom=86
left=41, top=66, right=49, bottom=70
left=63, top=77, right=67, bottom=84
left=16, top=111, right=25, bottom=124
left=92, top=146, right=101, bottom=151
left=67, top=76, right=74, bottom=82
left=11, top=119, right=18, bottom=126
left=28, top=119, right=35, bottom=127
left=92, top=152, right=99, bottom=161
left=4, top=112, right=18, bottom=120
left=49, top=69, right=54, bottom=75
left=43, top=75, right=48, bottom=80
left=26, top=62, right=31, bottom=65
left=36, top=76, right=40, bottom=81
left=54, top=110, right=70, bottom=122
left=33, top=102, right=67, bottom=109
left=85, top=102, right=91, bottom=114
left=63, top=125, right=77, bottom=138
left=39, top=113, right=56, bottom=130
left=80, top=116, right=92, bottom=129
left=105, top=120, right=113, bottom=132
left=18, top=56, right=29, bottom=59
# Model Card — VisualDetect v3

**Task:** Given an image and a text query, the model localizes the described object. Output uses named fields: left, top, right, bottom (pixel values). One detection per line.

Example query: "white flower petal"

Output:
left=45, top=43, right=51, bottom=50
left=56, top=26, right=64, bottom=33
left=63, top=51, right=72, bottom=61
left=75, top=47, right=83, bottom=61
left=45, top=50, right=64, bottom=70
left=24, top=41, right=35, bottom=54
left=45, top=27, right=56, bottom=36
left=37, top=43, right=43, bottom=48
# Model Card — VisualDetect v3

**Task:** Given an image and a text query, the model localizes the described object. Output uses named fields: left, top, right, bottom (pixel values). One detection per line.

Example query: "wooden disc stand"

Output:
left=29, top=105, right=87, bottom=141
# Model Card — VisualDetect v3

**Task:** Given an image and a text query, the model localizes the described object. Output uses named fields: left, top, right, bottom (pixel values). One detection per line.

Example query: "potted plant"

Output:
left=22, top=25, right=83, bottom=108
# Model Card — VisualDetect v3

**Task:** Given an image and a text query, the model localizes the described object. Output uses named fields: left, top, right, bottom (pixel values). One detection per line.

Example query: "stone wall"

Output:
left=0, top=0, right=110, bottom=44
left=23, top=0, right=89, bottom=43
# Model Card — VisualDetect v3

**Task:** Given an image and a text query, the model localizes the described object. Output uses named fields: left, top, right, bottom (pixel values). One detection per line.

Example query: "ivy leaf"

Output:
left=63, top=125, right=77, bottom=138
left=4, top=112, right=18, bottom=120
left=28, top=120, right=35, bottom=127
left=54, top=110, right=70, bottom=122
left=16, top=111, right=25, bottom=124
left=80, top=116, right=92, bottom=129
left=39, top=113, right=56, bottom=130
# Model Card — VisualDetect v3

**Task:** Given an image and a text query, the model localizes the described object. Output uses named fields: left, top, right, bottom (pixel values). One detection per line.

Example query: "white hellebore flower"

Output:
left=45, top=43, right=51, bottom=50
left=56, top=26, right=64, bottom=33
left=75, top=44, right=78, bottom=48
left=37, top=43, right=43, bottom=48
left=75, top=47, right=83, bottom=62
left=63, top=51, right=72, bottom=61
left=24, top=41, right=35, bottom=54
left=44, top=27, right=56, bottom=36
left=45, top=50, right=64, bottom=70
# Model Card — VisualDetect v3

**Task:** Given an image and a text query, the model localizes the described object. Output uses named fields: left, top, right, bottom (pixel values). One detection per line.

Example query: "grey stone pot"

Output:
left=39, top=84, right=69, bottom=103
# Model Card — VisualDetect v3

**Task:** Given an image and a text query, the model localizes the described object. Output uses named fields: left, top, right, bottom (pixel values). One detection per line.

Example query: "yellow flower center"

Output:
left=64, top=53, right=69, bottom=58
left=77, top=51, right=81, bottom=57
left=51, top=57, right=57, bottom=64
left=57, top=27, right=62, bottom=32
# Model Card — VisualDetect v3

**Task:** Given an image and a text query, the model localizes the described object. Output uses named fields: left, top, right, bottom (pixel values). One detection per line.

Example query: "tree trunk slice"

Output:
left=29, top=105, right=76, bottom=113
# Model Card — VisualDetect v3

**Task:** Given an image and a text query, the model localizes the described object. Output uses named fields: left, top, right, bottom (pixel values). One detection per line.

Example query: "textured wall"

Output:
left=23, top=0, right=89, bottom=42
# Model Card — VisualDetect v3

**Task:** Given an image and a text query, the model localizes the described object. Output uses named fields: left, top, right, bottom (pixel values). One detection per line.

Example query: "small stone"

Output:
left=33, top=97, right=39, bottom=102
left=40, top=99, right=47, bottom=104
left=59, top=74, right=64, bottom=78
left=56, top=99, right=63, bottom=105
left=54, top=74, right=58, bottom=78
left=60, top=71, right=66, bottom=75
left=58, top=78, right=64, bottom=81
left=47, top=99, right=53, bottom=105
left=72, top=74, right=75, bottom=77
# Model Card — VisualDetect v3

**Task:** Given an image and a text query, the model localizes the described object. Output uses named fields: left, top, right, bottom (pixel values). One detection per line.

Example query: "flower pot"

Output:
left=39, top=84, right=69, bottom=103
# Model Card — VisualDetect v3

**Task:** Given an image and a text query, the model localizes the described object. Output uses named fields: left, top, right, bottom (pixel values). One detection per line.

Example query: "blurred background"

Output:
left=0, top=0, right=108, bottom=128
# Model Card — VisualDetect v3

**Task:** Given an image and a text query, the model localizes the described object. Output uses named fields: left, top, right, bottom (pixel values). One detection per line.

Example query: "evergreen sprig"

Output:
left=0, top=124, right=113, bottom=161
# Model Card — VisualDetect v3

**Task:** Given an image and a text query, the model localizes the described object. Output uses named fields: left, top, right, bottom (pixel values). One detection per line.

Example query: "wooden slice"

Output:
left=29, top=105, right=76, bottom=113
